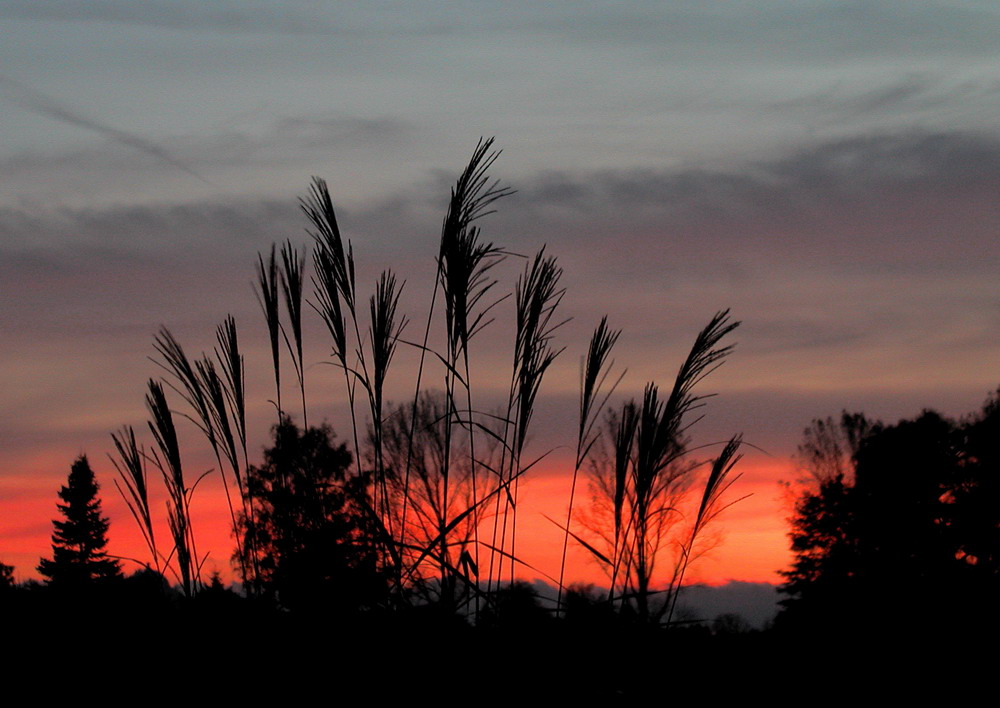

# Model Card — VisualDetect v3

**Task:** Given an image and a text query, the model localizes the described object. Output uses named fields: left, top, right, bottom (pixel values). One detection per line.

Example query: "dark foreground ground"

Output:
left=3, top=584, right=990, bottom=702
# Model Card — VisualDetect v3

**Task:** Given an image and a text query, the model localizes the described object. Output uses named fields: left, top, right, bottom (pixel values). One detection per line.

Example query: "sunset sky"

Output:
left=2, top=2, right=999, bottom=589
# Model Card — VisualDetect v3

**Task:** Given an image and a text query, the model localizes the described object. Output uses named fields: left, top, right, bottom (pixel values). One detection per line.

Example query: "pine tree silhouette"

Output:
left=38, top=455, right=121, bottom=586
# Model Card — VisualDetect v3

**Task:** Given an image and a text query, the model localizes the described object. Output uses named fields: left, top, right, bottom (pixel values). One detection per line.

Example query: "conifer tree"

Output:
left=38, top=455, right=121, bottom=585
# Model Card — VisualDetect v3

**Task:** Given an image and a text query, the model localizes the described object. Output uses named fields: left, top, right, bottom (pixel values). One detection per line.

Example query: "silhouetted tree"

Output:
left=376, top=391, right=501, bottom=609
left=780, top=395, right=1000, bottom=632
left=238, top=418, right=386, bottom=614
left=38, top=455, right=121, bottom=587
left=0, top=562, right=13, bottom=590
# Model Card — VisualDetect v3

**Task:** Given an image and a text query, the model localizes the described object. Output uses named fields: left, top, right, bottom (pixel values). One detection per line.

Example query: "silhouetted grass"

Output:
left=578, top=311, right=743, bottom=623
left=103, top=138, right=743, bottom=630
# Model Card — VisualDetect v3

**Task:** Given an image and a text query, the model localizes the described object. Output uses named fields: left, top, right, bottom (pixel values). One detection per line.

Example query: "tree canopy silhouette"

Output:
left=38, top=455, right=121, bottom=586
left=780, top=393, right=1000, bottom=632
left=238, top=417, right=386, bottom=614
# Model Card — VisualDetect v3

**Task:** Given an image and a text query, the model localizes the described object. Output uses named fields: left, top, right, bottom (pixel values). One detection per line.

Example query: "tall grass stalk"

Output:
left=145, top=380, right=200, bottom=596
left=153, top=326, right=249, bottom=586
left=555, top=317, right=622, bottom=615
left=256, top=245, right=283, bottom=419
left=663, top=434, right=743, bottom=625
left=213, top=315, right=258, bottom=590
left=434, top=139, right=511, bottom=611
left=302, top=177, right=364, bottom=481
left=488, top=248, right=566, bottom=592
left=578, top=310, right=741, bottom=623
left=367, top=270, right=407, bottom=538
left=109, top=425, right=160, bottom=575
left=280, top=240, right=308, bottom=428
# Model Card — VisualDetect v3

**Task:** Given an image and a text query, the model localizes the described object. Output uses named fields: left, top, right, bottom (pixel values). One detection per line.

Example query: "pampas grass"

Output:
left=108, top=139, right=744, bottom=628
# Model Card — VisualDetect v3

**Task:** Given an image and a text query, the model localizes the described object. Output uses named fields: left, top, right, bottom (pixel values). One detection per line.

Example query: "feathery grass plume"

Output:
left=440, top=138, right=515, bottom=254
left=493, top=248, right=567, bottom=586
left=154, top=326, right=247, bottom=583
left=663, top=434, right=744, bottom=626
left=575, top=311, right=741, bottom=622
left=153, top=327, right=216, bottom=443
left=301, top=177, right=356, bottom=314
left=281, top=240, right=308, bottom=428
left=440, top=223, right=506, bottom=357
left=255, top=244, right=283, bottom=417
left=660, top=309, right=740, bottom=442
left=578, top=318, right=623, bottom=465
left=215, top=316, right=246, bottom=468
left=369, top=271, right=406, bottom=425
left=213, top=315, right=259, bottom=589
left=368, top=270, right=408, bottom=532
left=513, top=248, right=566, bottom=457
left=197, top=358, right=239, bottom=481
left=311, top=236, right=363, bottom=483
left=556, top=317, right=622, bottom=615
left=434, top=141, right=512, bottom=613
left=145, top=379, right=198, bottom=596
left=195, top=355, right=250, bottom=580
left=110, top=425, right=160, bottom=574
left=302, top=177, right=365, bottom=480
left=312, top=246, right=348, bottom=369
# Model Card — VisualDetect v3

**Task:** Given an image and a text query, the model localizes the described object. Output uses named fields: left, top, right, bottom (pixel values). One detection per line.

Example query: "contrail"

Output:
left=0, top=74, right=213, bottom=184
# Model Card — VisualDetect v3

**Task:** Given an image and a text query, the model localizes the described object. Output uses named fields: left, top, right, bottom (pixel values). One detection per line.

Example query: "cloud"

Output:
left=4, top=128, right=997, bottom=365
left=272, top=116, right=411, bottom=151
left=5, top=128, right=997, bottom=301
left=0, top=110, right=414, bottom=208
left=766, top=73, right=1000, bottom=124
left=2, top=129, right=996, bottom=432
left=0, top=75, right=210, bottom=183
left=0, top=199, right=296, bottom=256
left=495, top=129, right=1000, bottom=273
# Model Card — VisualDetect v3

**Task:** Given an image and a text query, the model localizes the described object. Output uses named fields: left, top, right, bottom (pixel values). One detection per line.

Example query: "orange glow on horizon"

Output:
left=1, top=453, right=793, bottom=589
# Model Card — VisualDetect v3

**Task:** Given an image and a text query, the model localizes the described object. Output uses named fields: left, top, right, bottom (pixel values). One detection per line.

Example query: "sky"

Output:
left=2, top=1, right=999, bottom=589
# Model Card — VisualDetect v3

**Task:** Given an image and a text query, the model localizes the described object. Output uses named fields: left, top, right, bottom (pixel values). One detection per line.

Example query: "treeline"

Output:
left=778, top=390, right=1000, bottom=638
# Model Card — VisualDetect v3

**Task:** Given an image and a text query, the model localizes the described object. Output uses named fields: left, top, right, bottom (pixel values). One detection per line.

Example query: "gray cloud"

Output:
left=0, top=75, right=210, bottom=183
left=4, top=128, right=996, bottom=357
left=0, top=199, right=296, bottom=256
left=272, top=116, right=411, bottom=151
left=6, top=127, right=997, bottom=287
left=0, top=111, right=415, bottom=208
left=494, top=130, right=1000, bottom=274
left=3, top=129, right=996, bottom=409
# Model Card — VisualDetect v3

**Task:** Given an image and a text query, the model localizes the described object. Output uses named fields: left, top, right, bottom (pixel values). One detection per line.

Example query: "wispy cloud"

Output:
left=0, top=74, right=211, bottom=183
